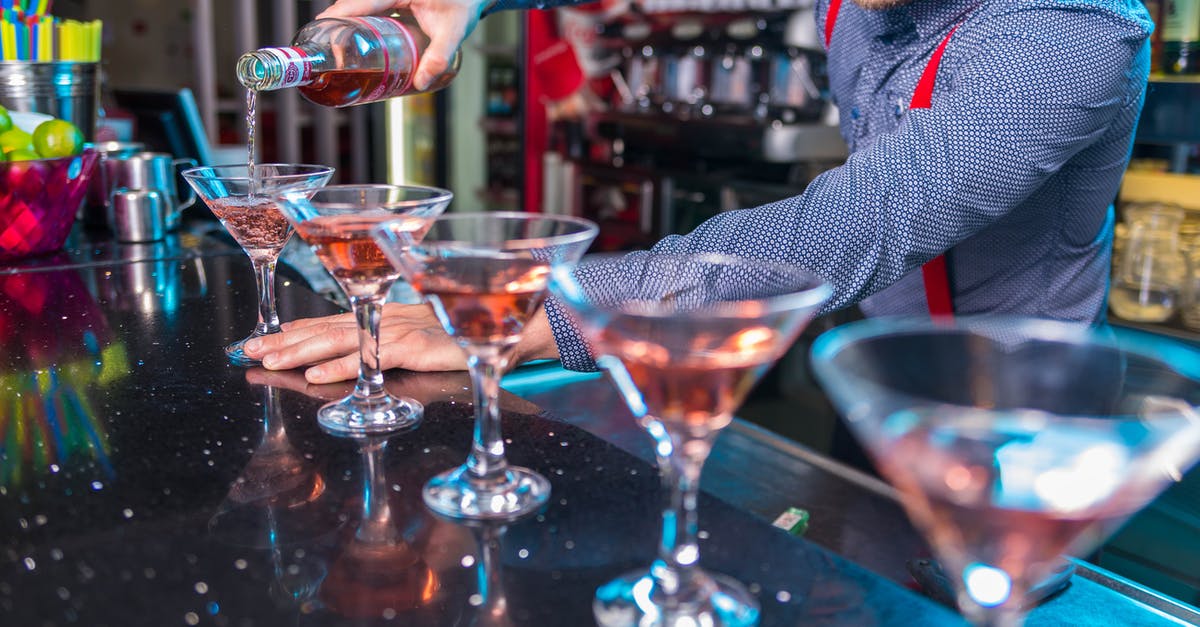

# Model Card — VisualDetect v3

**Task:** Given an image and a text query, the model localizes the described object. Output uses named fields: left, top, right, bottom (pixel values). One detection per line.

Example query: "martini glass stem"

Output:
left=653, top=429, right=713, bottom=596
left=350, top=295, right=388, bottom=401
left=464, top=346, right=514, bottom=481
left=251, top=256, right=282, bottom=336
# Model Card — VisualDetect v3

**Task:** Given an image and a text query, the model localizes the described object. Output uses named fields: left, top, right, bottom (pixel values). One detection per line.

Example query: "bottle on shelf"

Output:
left=236, top=14, right=463, bottom=107
left=1162, top=0, right=1200, bottom=74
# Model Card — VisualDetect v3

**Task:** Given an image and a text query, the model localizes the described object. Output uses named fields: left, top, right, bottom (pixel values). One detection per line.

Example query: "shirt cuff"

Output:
left=543, top=295, right=600, bottom=372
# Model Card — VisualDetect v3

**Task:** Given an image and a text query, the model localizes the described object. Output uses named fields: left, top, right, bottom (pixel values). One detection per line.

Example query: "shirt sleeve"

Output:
left=547, top=9, right=1150, bottom=372
left=488, top=0, right=598, bottom=13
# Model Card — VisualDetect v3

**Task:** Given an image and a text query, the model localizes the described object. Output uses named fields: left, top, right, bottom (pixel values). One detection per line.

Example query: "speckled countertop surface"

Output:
left=0, top=239, right=968, bottom=626
left=1, top=233, right=1193, bottom=627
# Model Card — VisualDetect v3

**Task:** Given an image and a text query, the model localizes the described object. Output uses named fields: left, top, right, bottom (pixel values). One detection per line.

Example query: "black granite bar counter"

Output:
left=0, top=240, right=967, bottom=626
left=0, top=235, right=1195, bottom=626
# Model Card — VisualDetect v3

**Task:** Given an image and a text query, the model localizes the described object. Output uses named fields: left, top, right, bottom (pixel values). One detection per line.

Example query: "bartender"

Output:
left=243, top=0, right=1153, bottom=377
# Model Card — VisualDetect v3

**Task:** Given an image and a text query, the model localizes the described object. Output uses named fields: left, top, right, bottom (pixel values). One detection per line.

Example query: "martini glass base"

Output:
left=593, top=567, right=760, bottom=627
left=422, top=464, right=550, bottom=521
left=225, top=335, right=264, bottom=367
left=316, top=394, right=423, bottom=437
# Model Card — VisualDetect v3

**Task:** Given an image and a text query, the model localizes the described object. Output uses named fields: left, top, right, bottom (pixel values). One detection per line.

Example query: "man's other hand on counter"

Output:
left=241, top=302, right=559, bottom=383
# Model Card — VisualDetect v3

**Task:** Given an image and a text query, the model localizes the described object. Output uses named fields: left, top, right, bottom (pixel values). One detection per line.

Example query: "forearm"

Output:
left=515, top=307, right=562, bottom=364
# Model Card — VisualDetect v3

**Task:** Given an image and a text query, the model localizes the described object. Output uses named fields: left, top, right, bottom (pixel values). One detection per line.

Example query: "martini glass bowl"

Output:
left=182, top=164, right=333, bottom=366
left=275, top=184, right=452, bottom=436
left=373, top=212, right=598, bottom=521
left=810, top=317, right=1200, bottom=626
left=548, top=252, right=831, bottom=627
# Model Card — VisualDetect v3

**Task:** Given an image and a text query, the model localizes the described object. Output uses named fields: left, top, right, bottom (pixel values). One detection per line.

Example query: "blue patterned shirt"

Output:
left=532, top=0, right=1153, bottom=371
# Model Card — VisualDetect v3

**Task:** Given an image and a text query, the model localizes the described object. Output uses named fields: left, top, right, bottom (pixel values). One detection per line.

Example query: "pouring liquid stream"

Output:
left=246, top=88, right=259, bottom=196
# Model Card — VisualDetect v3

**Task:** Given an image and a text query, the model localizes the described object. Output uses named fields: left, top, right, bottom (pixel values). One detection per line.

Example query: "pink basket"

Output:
left=0, top=150, right=99, bottom=262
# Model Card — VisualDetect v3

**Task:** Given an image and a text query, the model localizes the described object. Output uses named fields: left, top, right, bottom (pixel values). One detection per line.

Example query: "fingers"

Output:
left=317, top=0, right=407, bottom=18
left=414, top=46, right=456, bottom=91
left=304, top=324, right=467, bottom=382
left=411, top=5, right=475, bottom=90
left=242, top=316, right=353, bottom=361
left=304, top=352, right=362, bottom=383
left=259, top=323, right=361, bottom=371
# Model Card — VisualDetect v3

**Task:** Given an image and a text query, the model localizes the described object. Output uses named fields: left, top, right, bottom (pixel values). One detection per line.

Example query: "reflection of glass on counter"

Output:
left=0, top=264, right=127, bottom=486
left=207, top=380, right=333, bottom=549
left=320, top=436, right=440, bottom=617
left=93, top=239, right=210, bottom=315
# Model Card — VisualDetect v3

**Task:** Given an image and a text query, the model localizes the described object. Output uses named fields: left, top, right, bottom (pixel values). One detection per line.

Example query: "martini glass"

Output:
left=275, top=184, right=452, bottom=436
left=547, top=252, right=831, bottom=627
left=181, top=164, right=333, bottom=366
left=810, top=317, right=1200, bottom=626
left=373, top=212, right=598, bottom=520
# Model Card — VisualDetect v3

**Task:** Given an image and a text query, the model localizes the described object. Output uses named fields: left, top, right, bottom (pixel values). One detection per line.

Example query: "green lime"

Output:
left=0, top=128, right=33, bottom=154
left=32, top=119, right=84, bottom=159
left=7, top=148, right=41, bottom=162
left=0, top=107, right=12, bottom=134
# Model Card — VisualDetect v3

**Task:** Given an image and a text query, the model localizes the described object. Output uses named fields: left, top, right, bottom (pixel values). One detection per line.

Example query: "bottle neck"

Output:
left=237, top=45, right=324, bottom=92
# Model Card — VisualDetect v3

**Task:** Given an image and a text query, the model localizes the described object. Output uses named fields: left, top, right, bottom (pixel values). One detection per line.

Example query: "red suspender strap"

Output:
left=909, top=25, right=960, bottom=109
left=825, top=0, right=963, bottom=318
left=910, top=25, right=961, bottom=318
left=824, top=0, right=844, bottom=49
left=920, top=255, right=954, bottom=316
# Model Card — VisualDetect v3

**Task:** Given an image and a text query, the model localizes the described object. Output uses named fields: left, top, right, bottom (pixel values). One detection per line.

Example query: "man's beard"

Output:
left=851, top=0, right=916, bottom=9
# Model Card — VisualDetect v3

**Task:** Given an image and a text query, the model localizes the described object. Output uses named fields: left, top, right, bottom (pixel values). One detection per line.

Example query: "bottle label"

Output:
left=356, top=17, right=418, bottom=99
left=263, top=47, right=314, bottom=89
left=1164, top=0, right=1200, bottom=42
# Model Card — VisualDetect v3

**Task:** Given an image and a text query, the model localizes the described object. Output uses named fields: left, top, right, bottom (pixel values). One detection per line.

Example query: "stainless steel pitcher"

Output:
left=100, top=151, right=197, bottom=230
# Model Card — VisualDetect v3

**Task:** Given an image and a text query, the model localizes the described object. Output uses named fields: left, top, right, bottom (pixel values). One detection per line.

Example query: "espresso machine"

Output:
left=545, top=7, right=849, bottom=250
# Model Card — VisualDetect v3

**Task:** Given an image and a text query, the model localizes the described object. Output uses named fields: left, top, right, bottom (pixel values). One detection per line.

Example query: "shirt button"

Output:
left=850, top=107, right=861, bottom=119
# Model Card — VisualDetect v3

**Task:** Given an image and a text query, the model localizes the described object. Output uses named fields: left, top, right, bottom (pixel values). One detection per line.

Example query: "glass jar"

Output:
left=1182, top=247, right=1200, bottom=330
left=1110, top=203, right=1187, bottom=323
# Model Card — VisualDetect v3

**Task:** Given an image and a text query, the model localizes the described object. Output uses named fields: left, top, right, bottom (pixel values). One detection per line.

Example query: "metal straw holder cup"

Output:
left=0, top=61, right=99, bottom=139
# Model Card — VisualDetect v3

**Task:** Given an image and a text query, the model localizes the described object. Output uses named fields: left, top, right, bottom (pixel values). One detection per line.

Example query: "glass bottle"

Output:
left=1162, top=0, right=1200, bottom=74
left=1110, top=203, right=1187, bottom=323
left=236, top=15, right=463, bottom=107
